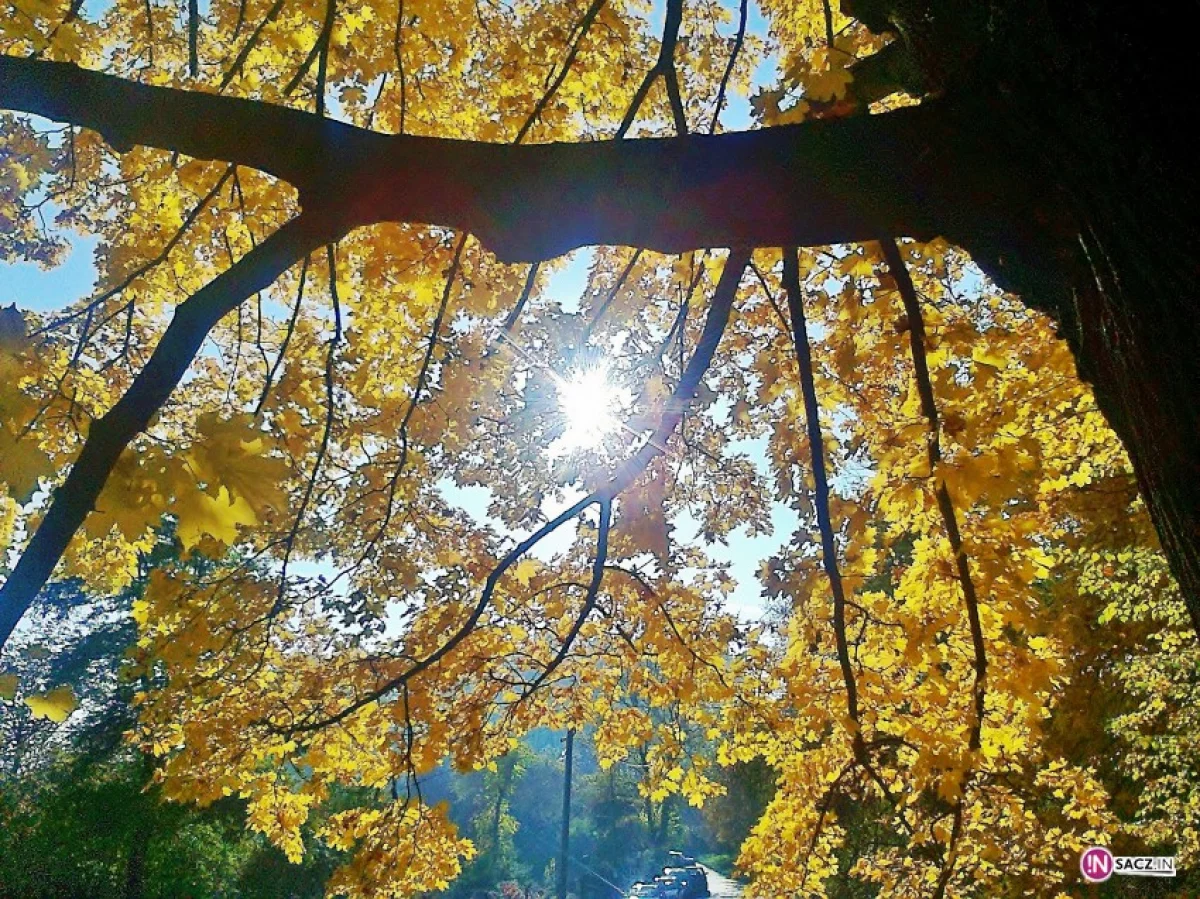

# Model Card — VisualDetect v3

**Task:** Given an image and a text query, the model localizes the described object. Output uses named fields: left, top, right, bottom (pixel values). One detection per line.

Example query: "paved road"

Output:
left=700, top=865, right=744, bottom=899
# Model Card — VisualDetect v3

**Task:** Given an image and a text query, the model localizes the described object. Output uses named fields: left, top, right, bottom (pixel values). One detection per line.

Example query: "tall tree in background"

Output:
left=2, top=0, right=1199, bottom=895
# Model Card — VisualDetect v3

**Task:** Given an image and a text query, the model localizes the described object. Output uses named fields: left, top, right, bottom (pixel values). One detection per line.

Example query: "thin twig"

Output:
left=279, top=249, right=748, bottom=734
left=708, top=0, right=747, bottom=133
left=513, top=0, right=606, bottom=144
left=254, top=255, right=309, bottom=415
left=32, top=165, right=235, bottom=338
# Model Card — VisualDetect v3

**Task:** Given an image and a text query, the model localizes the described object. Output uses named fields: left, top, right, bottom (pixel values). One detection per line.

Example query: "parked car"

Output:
left=654, top=874, right=688, bottom=899
left=628, top=882, right=664, bottom=899
left=662, top=865, right=709, bottom=898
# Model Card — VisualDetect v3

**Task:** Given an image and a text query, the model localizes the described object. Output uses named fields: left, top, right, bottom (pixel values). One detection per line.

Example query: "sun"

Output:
left=555, top=365, right=626, bottom=452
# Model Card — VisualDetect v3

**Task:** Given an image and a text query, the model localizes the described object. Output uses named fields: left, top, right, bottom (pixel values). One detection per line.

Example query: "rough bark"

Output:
left=1022, top=4, right=1200, bottom=634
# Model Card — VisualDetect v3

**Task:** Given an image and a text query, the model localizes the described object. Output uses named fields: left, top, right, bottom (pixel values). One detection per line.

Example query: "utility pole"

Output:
left=557, top=728, right=575, bottom=899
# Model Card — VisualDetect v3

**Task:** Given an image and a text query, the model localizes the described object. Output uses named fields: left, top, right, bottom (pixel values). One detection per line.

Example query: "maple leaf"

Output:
left=185, top=413, right=289, bottom=518
left=616, top=473, right=670, bottom=564
left=174, top=485, right=258, bottom=550
left=511, top=558, right=541, bottom=586
left=0, top=426, right=52, bottom=503
left=803, top=48, right=854, bottom=103
left=88, top=448, right=170, bottom=540
left=24, top=685, right=78, bottom=722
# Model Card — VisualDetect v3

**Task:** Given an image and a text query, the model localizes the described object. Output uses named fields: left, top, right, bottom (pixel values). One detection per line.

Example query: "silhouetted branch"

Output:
left=280, top=248, right=748, bottom=735
left=881, top=236, right=987, bottom=898
left=0, top=57, right=1010, bottom=264
left=0, top=216, right=329, bottom=648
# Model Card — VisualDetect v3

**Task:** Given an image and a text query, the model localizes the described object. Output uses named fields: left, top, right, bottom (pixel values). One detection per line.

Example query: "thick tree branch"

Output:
left=0, top=216, right=329, bottom=648
left=0, top=56, right=1030, bottom=264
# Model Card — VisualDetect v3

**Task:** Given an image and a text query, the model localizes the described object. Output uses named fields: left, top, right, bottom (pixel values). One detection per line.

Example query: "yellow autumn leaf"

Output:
left=88, top=448, right=170, bottom=541
left=0, top=673, right=17, bottom=700
left=24, top=685, right=78, bottom=722
left=616, top=472, right=670, bottom=562
left=0, top=493, right=15, bottom=546
left=185, top=413, right=288, bottom=518
left=511, top=558, right=540, bottom=586
left=174, top=485, right=259, bottom=550
left=803, top=48, right=854, bottom=102
left=972, top=346, right=1008, bottom=369
left=0, top=426, right=52, bottom=503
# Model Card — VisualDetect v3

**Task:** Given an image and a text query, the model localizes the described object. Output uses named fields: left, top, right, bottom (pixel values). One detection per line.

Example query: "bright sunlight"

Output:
left=554, top=365, right=627, bottom=452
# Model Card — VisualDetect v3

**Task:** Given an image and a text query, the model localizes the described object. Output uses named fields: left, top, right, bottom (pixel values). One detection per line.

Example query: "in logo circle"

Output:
left=1081, top=846, right=1114, bottom=883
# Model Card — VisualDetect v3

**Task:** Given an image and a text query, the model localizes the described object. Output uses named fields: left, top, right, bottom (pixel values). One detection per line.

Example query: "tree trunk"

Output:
left=1056, top=204, right=1200, bottom=634
left=945, top=107, right=1200, bottom=634
left=1030, top=2, right=1200, bottom=633
left=123, top=818, right=151, bottom=899
left=857, top=0, right=1200, bottom=631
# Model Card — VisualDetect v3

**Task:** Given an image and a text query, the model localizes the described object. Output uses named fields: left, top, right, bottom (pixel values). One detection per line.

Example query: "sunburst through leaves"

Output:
left=553, top=363, right=628, bottom=453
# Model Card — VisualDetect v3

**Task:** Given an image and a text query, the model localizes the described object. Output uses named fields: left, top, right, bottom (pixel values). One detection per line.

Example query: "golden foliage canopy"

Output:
left=1, top=0, right=1197, bottom=896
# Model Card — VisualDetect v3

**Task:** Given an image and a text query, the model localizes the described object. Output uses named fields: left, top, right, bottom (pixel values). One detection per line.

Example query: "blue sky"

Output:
left=1, top=231, right=99, bottom=312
